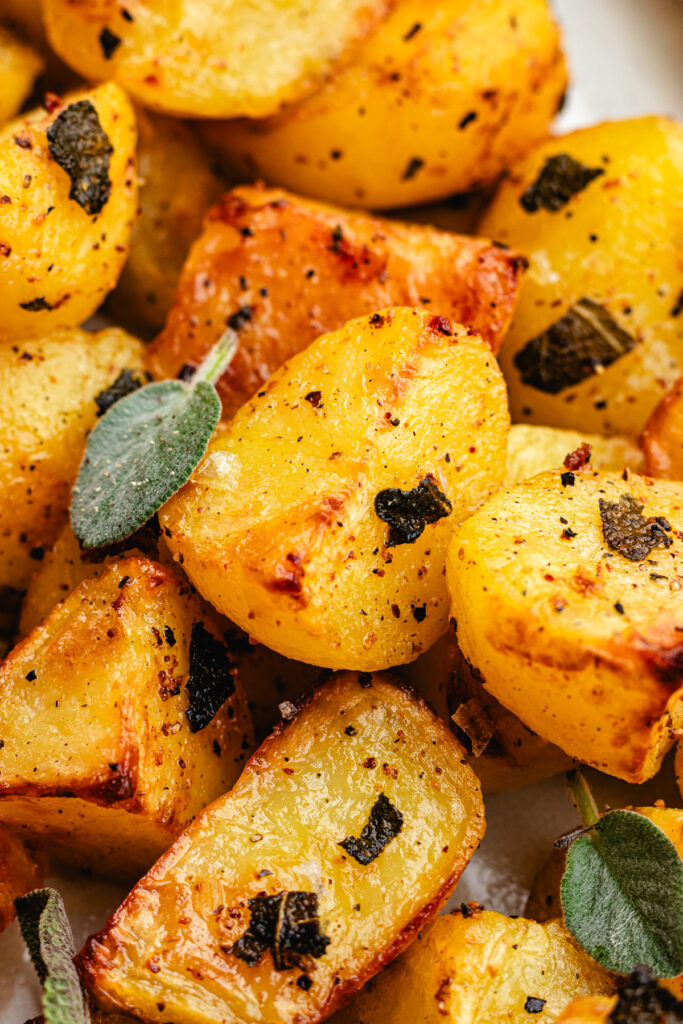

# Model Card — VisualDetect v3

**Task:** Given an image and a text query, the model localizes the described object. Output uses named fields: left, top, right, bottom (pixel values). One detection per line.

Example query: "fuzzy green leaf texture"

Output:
left=15, top=888, right=90, bottom=1024
left=561, top=809, right=683, bottom=976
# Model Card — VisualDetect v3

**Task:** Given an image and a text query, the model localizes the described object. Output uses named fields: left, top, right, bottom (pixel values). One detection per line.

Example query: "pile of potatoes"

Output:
left=0, top=1, right=682, bottom=1023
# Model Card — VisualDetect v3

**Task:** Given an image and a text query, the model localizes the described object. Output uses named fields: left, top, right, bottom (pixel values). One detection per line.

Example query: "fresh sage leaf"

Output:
left=71, top=330, right=237, bottom=548
left=561, top=808, right=683, bottom=977
left=15, top=887, right=90, bottom=1024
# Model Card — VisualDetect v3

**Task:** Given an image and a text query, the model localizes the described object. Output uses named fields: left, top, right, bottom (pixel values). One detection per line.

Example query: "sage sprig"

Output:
left=71, top=330, right=237, bottom=549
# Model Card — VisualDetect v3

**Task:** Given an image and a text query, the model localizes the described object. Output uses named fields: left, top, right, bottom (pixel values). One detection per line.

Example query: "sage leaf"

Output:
left=15, top=887, right=90, bottom=1024
left=561, top=809, right=683, bottom=977
left=71, top=330, right=237, bottom=549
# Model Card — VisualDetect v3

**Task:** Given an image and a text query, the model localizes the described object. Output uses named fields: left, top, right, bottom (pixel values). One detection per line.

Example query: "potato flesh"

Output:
left=447, top=469, right=683, bottom=782
left=0, top=327, right=147, bottom=591
left=506, top=425, right=644, bottom=487
left=0, top=824, right=46, bottom=932
left=204, top=0, right=567, bottom=209
left=480, top=117, right=683, bottom=436
left=78, top=673, right=485, bottom=1024
left=642, top=377, right=683, bottom=480
left=0, top=25, right=43, bottom=124
left=149, top=185, right=525, bottom=415
left=160, top=307, right=509, bottom=671
left=330, top=909, right=613, bottom=1024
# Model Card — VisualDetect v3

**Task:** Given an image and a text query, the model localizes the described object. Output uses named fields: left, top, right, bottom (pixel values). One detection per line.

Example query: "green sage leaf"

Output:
left=71, top=331, right=237, bottom=549
left=15, top=887, right=90, bottom=1024
left=561, top=809, right=683, bottom=977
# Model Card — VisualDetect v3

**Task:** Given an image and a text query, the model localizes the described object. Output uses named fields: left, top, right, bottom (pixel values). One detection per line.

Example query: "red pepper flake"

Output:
left=563, top=443, right=592, bottom=471
left=362, top=757, right=377, bottom=769
left=43, top=92, right=62, bottom=113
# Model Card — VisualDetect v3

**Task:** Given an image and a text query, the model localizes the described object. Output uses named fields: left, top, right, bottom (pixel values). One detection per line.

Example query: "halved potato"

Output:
left=330, top=906, right=613, bottom=1024
left=78, top=673, right=485, bottom=1024
left=0, top=825, right=46, bottom=932
left=160, top=307, right=509, bottom=671
left=0, top=557, right=253, bottom=876
left=42, top=0, right=392, bottom=119
left=149, top=185, right=525, bottom=415
left=479, top=117, right=683, bottom=437
left=204, top=0, right=567, bottom=209
left=447, top=468, right=683, bottom=782
left=0, top=82, right=137, bottom=340
left=0, top=327, right=147, bottom=592
left=642, top=378, right=683, bottom=481
left=0, top=24, right=43, bottom=124
left=506, top=424, right=643, bottom=487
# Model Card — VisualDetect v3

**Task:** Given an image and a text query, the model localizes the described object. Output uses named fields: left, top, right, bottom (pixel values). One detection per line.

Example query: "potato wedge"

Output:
left=78, top=673, right=485, bottom=1024
left=204, top=0, right=567, bottom=209
left=0, top=327, right=147, bottom=592
left=160, top=307, right=509, bottom=671
left=330, top=906, right=613, bottom=1024
left=0, top=825, right=46, bottom=932
left=479, top=117, right=683, bottom=437
left=0, top=83, right=137, bottom=340
left=642, top=378, right=683, bottom=481
left=507, top=425, right=644, bottom=487
left=0, top=557, right=253, bottom=876
left=149, top=185, right=525, bottom=415
left=0, top=24, right=43, bottom=124
left=42, top=0, right=391, bottom=120
left=447, top=469, right=683, bottom=782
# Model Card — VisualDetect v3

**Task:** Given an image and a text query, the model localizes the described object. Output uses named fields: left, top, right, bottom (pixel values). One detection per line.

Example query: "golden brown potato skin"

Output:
left=78, top=673, right=485, bottom=1024
left=0, top=327, right=147, bottom=592
left=0, top=826, right=46, bottom=932
left=554, top=997, right=616, bottom=1024
left=480, top=118, right=683, bottom=437
left=0, top=25, right=43, bottom=124
left=447, top=469, right=683, bottom=782
left=0, top=83, right=137, bottom=340
left=43, top=0, right=392, bottom=119
left=108, top=110, right=225, bottom=338
left=330, top=906, right=613, bottom=1024
left=204, top=0, right=567, bottom=209
left=507, top=425, right=644, bottom=487
left=149, top=185, right=525, bottom=416
left=0, top=557, right=253, bottom=876
left=160, top=307, right=509, bottom=671
left=642, top=378, right=683, bottom=481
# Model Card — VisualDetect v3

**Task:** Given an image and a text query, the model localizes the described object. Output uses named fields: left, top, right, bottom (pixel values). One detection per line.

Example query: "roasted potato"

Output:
left=0, top=557, right=253, bottom=876
left=330, top=906, right=613, bottom=1024
left=447, top=468, right=683, bottom=782
left=678, top=744, right=683, bottom=802
left=160, top=307, right=509, bottom=671
left=0, top=825, right=46, bottom=932
left=78, top=673, right=485, bottom=1024
left=0, top=82, right=137, bottom=340
left=42, top=0, right=392, bottom=120
left=557, top=967, right=683, bottom=1024
left=507, top=425, right=644, bottom=487
left=204, top=0, right=567, bottom=210
left=0, top=327, right=147, bottom=592
left=642, top=378, right=683, bottom=481
left=231, top=641, right=323, bottom=744
left=479, top=117, right=683, bottom=437
left=0, top=25, right=43, bottom=124
left=108, top=109, right=225, bottom=338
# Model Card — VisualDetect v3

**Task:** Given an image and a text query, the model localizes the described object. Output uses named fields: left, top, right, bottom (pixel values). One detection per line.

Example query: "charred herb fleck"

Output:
left=232, top=891, right=330, bottom=971
left=19, top=297, right=52, bottom=312
left=185, top=621, right=235, bottom=732
left=520, top=154, right=604, bottom=213
left=47, top=100, right=113, bottom=216
left=599, top=493, right=673, bottom=562
left=339, top=793, right=403, bottom=865
left=94, top=369, right=148, bottom=417
left=375, top=475, right=452, bottom=547
left=609, top=965, right=683, bottom=1024
left=98, top=27, right=121, bottom=59
left=514, top=298, right=637, bottom=394
left=524, top=997, right=547, bottom=1014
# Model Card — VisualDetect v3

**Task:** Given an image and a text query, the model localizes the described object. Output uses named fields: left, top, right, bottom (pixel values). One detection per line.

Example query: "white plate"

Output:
left=2, top=0, right=682, bottom=1016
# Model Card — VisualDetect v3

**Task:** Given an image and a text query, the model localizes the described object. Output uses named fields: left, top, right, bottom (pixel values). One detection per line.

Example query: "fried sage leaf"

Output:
left=15, top=888, right=90, bottom=1024
left=599, top=493, right=673, bottom=562
left=47, top=100, right=113, bottom=216
left=514, top=298, right=637, bottom=394
left=375, top=474, right=452, bottom=547
left=339, top=793, right=403, bottom=865
left=520, top=154, right=604, bottom=213
left=233, top=891, right=330, bottom=971
left=608, top=965, right=683, bottom=1024
left=185, top=621, right=236, bottom=733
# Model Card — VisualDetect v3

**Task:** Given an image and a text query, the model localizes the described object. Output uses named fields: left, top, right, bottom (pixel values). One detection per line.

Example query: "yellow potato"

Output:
left=642, top=377, right=683, bottom=481
left=330, top=907, right=613, bottom=1024
left=0, top=24, right=43, bottom=124
left=0, top=327, right=147, bottom=592
left=205, top=0, right=567, bottom=209
left=479, top=117, right=683, bottom=436
left=0, top=557, right=253, bottom=876
left=78, top=673, right=485, bottom=1024
left=42, top=0, right=392, bottom=119
left=507, top=424, right=644, bottom=486
left=447, top=468, right=683, bottom=782
left=0, top=82, right=137, bottom=340
left=160, top=307, right=509, bottom=671
left=0, top=825, right=46, bottom=932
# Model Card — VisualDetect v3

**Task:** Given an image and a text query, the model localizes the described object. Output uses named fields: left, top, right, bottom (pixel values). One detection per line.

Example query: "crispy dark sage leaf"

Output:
left=71, top=331, right=237, bottom=549
left=15, top=888, right=90, bottom=1024
left=374, top=474, right=452, bottom=547
left=609, top=965, right=683, bottom=1024
left=185, top=621, right=236, bottom=733
left=94, top=368, right=150, bottom=417
left=514, top=298, right=637, bottom=394
left=599, top=493, right=673, bottom=561
left=339, top=793, right=403, bottom=865
left=233, top=891, right=330, bottom=971
left=520, top=153, right=604, bottom=213
left=47, top=100, right=113, bottom=216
